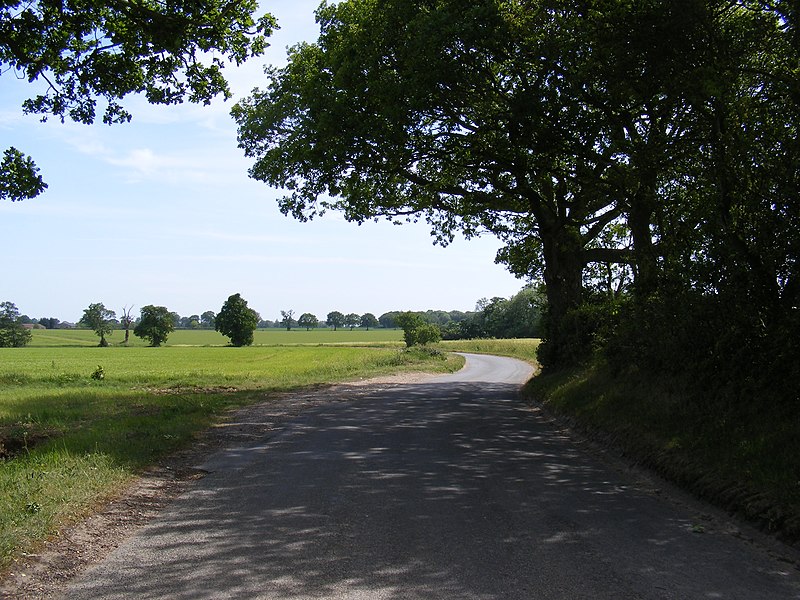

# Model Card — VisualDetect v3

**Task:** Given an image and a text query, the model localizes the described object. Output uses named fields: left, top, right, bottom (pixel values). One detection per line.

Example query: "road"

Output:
left=64, top=354, right=800, bottom=599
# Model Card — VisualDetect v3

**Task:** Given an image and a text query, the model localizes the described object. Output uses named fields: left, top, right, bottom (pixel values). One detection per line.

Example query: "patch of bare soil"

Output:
left=0, top=373, right=436, bottom=600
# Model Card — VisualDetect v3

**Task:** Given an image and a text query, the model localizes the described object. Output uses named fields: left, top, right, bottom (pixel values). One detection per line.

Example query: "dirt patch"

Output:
left=0, top=425, right=59, bottom=460
left=0, top=373, right=436, bottom=600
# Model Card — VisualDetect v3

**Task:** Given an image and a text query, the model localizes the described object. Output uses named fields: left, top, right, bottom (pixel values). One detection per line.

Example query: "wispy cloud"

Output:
left=96, top=253, right=453, bottom=270
left=87, top=143, right=244, bottom=187
left=192, top=230, right=322, bottom=245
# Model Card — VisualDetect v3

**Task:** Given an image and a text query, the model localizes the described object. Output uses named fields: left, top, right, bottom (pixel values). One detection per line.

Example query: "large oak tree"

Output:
left=234, top=0, right=797, bottom=367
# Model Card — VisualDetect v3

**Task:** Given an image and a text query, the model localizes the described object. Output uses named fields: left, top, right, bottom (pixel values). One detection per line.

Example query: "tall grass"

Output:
left=526, top=362, right=800, bottom=543
left=438, top=338, right=540, bottom=365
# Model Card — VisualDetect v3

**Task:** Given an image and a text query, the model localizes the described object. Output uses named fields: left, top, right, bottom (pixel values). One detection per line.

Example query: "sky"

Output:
left=0, top=0, right=526, bottom=324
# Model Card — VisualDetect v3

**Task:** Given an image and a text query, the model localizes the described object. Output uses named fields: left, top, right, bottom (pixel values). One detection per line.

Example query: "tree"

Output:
left=120, top=305, right=134, bottom=345
left=280, top=309, right=295, bottom=331
left=395, top=312, right=424, bottom=348
left=201, top=311, right=216, bottom=329
left=298, top=313, right=319, bottom=331
left=395, top=312, right=441, bottom=347
left=177, top=314, right=201, bottom=329
left=326, top=311, right=345, bottom=331
left=344, top=313, right=360, bottom=330
left=1, top=0, right=277, bottom=202
left=457, top=288, right=543, bottom=340
left=38, top=317, right=59, bottom=329
left=360, top=313, right=378, bottom=330
left=234, top=0, right=769, bottom=367
left=215, top=293, right=259, bottom=346
left=133, top=305, right=174, bottom=347
left=410, top=323, right=441, bottom=346
left=232, top=0, right=637, bottom=365
left=378, top=312, right=399, bottom=329
left=79, top=302, right=116, bottom=347
left=0, top=301, right=31, bottom=347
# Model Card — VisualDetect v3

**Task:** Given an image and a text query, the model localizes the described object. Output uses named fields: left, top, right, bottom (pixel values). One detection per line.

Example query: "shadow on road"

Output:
left=68, top=380, right=800, bottom=599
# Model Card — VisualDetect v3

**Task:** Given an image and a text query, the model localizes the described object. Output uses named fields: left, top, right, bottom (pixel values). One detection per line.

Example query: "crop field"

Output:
left=28, top=328, right=405, bottom=347
left=0, top=340, right=459, bottom=569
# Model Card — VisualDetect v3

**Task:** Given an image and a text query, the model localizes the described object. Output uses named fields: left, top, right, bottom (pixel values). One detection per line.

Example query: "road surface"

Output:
left=64, top=354, right=800, bottom=599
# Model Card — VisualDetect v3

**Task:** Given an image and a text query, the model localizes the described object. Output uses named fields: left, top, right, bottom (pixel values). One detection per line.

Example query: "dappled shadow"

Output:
left=66, top=378, right=800, bottom=599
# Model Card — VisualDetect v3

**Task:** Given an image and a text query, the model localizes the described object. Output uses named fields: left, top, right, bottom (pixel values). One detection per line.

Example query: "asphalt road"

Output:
left=64, top=354, right=800, bottom=599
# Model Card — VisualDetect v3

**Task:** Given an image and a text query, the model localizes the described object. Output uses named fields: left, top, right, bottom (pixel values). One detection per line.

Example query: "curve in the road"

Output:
left=63, top=354, right=800, bottom=600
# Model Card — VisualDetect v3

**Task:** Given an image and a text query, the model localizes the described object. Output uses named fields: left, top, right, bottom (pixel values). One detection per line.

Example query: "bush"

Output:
left=407, top=323, right=441, bottom=346
left=537, top=297, right=623, bottom=370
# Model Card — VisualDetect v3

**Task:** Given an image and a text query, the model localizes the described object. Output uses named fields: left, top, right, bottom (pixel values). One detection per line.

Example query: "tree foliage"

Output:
left=360, top=313, right=378, bottom=330
left=232, top=0, right=636, bottom=361
left=0, top=301, right=31, bottom=347
left=298, top=312, right=319, bottom=331
left=453, top=287, right=544, bottom=340
left=0, top=148, right=46, bottom=202
left=234, top=0, right=800, bottom=393
left=133, top=305, right=174, bottom=347
left=344, top=313, right=360, bottom=330
left=395, top=311, right=441, bottom=347
left=1, top=0, right=276, bottom=201
left=78, top=302, right=116, bottom=347
left=326, top=311, right=345, bottom=330
left=201, top=311, right=216, bottom=328
left=215, top=293, right=259, bottom=346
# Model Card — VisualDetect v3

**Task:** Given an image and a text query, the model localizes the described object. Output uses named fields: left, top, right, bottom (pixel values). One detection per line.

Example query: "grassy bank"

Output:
left=438, top=338, right=540, bottom=364
left=526, top=361, right=800, bottom=545
left=0, top=344, right=460, bottom=568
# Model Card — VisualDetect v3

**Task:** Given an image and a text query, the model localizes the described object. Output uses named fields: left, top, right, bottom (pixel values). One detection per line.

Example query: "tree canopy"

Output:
left=234, top=0, right=799, bottom=374
left=1, top=0, right=276, bottom=201
left=326, top=311, right=345, bottom=331
left=215, top=293, right=259, bottom=346
left=134, top=305, right=174, bottom=347
left=232, top=0, right=644, bottom=360
left=298, top=312, right=319, bottom=331
left=0, top=301, right=31, bottom=347
left=78, top=302, right=116, bottom=347
left=360, top=313, right=378, bottom=330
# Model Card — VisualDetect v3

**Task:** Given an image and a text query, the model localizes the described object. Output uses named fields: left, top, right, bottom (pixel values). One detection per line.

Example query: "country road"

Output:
left=63, top=354, right=800, bottom=599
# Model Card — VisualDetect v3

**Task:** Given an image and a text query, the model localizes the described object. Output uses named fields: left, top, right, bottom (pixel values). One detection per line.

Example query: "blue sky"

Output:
left=0, top=0, right=525, bottom=323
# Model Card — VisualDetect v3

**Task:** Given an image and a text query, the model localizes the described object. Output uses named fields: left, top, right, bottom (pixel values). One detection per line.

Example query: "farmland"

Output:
left=0, top=330, right=466, bottom=568
left=27, top=327, right=406, bottom=348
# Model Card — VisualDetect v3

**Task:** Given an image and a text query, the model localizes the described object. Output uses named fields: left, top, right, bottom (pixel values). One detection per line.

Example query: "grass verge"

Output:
left=437, top=338, right=540, bottom=364
left=525, top=361, right=800, bottom=546
left=0, top=345, right=462, bottom=569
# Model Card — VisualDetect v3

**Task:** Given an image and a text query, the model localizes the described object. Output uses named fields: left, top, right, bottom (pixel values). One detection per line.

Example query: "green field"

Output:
left=28, top=327, right=405, bottom=347
left=439, top=338, right=540, bottom=365
left=0, top=337, right=461, bottom=570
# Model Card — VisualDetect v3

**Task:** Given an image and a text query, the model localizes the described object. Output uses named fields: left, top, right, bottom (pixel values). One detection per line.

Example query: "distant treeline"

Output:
left=2, top=285, right=543, bottom=342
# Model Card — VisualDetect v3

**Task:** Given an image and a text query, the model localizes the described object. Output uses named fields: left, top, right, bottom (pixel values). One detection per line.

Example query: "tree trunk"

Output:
left=537, top=220, right=587, bottom=368
left=628, top=170, right=660, bottom=300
